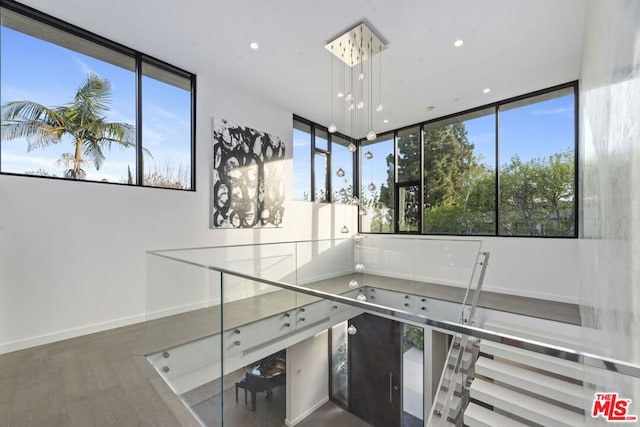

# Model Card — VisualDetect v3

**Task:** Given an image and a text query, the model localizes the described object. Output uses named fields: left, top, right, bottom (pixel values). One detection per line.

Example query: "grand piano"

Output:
left=235, top=350, right=286, bottom=413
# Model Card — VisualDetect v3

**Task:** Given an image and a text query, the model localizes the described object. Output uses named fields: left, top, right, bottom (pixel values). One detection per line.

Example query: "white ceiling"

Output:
left=23, top=0, right=586, bottom=136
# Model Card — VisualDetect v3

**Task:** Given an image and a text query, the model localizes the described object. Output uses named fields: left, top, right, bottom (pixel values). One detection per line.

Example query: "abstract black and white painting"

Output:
left=211, top=118, right=286, bottom=228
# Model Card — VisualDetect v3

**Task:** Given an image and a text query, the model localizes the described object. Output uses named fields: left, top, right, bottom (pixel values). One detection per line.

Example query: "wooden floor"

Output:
left=0, top=320, right=367, bottom=427
left=0, top=322, right=200, bottom=427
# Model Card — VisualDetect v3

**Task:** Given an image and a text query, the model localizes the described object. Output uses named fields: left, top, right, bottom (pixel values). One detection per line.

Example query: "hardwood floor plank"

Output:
left=0, top=375, right=16, bottom=406
left=88, top=385, right=138, bottom=426
left=46, top=356, right=72, bottom=427
left=110, top=351, right=149, bottom=391
left=66, top=398, right=95, bottom=427
left=86, top=351, right=119, bottom=392
left=125, top=383, right=182, bottom=427
left=0, top=402, right=11, bottom=427
left=10, top=382, right=50, bottom=426
left=59, top=351, right=93, bottom=400
left=14, top=350, right=47, bottom=388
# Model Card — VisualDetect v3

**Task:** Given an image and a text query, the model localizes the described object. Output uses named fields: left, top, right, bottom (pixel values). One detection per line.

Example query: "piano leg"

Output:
left=251, top=390, right=257, bottom=413
left=235, top=379, right=249, bottom=404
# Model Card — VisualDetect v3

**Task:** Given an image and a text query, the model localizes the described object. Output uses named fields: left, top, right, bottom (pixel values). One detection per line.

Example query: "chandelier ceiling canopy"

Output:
left=325, top=22, right=387, bottom=141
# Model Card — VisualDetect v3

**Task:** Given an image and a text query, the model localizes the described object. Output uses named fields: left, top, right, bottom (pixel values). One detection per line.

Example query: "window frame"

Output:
left=0, top=0, right=197, bottom=190
left=293, top=114, right=356, bottom=203
left=358, top=81, right=579, bottom=238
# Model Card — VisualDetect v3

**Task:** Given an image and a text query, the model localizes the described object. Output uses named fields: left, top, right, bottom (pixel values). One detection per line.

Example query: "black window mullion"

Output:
left=394, top=130, right=399, bottom=233
left=190, top=74, right=197, bottom=191
left=353, top=138, right=359, bottom=202
left=573, top=81, right=579, bottom=238
left=310, top=125, right=316, bottom=201
left=494, top=105, right=500, bottom=236
left=135, top=55, right=143, bottom=186
left=327, top=138, right=333, bottom=203
left=419, top=124, right=425, bottom=234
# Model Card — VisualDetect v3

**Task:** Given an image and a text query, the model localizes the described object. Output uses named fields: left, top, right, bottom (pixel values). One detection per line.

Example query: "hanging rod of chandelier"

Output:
left=325, top=21, right=387, bottom=142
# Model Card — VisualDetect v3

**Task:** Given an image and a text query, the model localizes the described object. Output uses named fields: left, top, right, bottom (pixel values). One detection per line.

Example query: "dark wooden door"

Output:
left=349, top=313, right=402, bottom=427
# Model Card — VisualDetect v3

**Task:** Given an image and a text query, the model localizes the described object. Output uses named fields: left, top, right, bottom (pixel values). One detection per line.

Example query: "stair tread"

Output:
left=464, top=402, right=529, bottom=427
left=471, top=377, right=584, bottom=427
left=475, top=356, right=583, bottom=407
left=482, top=320, right=581, bottom=349
left=480, top=340, right=584, bottom=380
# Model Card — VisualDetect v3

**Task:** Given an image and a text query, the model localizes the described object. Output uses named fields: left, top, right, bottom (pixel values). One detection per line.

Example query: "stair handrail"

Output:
left=426, top=251, right=490, bottom=427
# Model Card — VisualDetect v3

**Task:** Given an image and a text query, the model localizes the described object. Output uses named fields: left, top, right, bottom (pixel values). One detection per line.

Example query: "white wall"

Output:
left=0, top=66, right=358, bottom=354
left=285, top=331, right=329, bottom=426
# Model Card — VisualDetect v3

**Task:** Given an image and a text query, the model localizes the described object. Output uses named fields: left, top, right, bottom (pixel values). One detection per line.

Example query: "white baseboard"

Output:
left=0, top=312, right=146, bottom=355
left=285, top=396, right=329, bottom=426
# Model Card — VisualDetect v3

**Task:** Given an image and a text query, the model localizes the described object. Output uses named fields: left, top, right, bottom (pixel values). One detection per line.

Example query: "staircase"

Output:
left=428, top=318, right=588, bottom=427
left=464, top=320, right=586, bottom=427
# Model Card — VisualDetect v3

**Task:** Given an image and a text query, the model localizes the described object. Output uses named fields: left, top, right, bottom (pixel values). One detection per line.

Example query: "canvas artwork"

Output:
left=211, top=118, right=286, bottom=228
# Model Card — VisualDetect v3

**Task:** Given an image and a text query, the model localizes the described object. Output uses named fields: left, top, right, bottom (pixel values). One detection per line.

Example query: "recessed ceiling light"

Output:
left=249, top=42, right=259, bottom=50
left=383, top=119, right=389, bottom=123
left=483, top=88, right=491, bottom=94
left=454, top=39, right=464, bottom=47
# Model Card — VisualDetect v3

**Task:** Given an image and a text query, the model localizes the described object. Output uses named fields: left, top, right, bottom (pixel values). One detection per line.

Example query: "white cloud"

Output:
left=1, top=152, right=61, bottom=176
left=68, top=52, right=95, bottom=77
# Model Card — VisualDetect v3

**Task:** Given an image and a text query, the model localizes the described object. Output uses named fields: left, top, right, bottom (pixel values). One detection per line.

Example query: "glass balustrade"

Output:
left=145, top=236, right=640, bottom=426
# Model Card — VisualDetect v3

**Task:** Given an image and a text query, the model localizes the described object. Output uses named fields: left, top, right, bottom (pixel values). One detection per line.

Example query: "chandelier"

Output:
left=325, top=22, right=386, bottom=141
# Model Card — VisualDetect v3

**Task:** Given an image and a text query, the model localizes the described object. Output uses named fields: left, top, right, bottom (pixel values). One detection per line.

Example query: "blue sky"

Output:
left=0, top=26, right=191, bottom=183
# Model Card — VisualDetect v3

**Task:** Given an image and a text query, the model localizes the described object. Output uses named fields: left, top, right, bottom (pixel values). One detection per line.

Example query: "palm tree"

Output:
left=1, top=73, right=136, bottom=179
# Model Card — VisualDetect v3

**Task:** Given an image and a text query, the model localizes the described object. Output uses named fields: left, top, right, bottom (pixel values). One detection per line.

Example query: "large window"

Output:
left=423, top=108, right=496, bottom=235
left=292, top=115, right=355, bottom=203
left=0, top=1, right=195, bottom=189
left=498, top=88, right=576, bottom=236
left=360, top=133, right=394, bottom=233
left=359, top=83, right=577, bottom=237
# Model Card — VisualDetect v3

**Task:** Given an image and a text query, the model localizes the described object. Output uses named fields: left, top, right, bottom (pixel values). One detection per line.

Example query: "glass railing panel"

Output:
left=354, top=234, right=482, bottom=286
left=152, top=241, right=299, bottom=283
left=145, top=252, right=223, bottom=426
left=352, top=234, right=485, bottom=326
left=294, top=238, right=354, bottom=286
left=218, top=271, right=364, bottom=427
